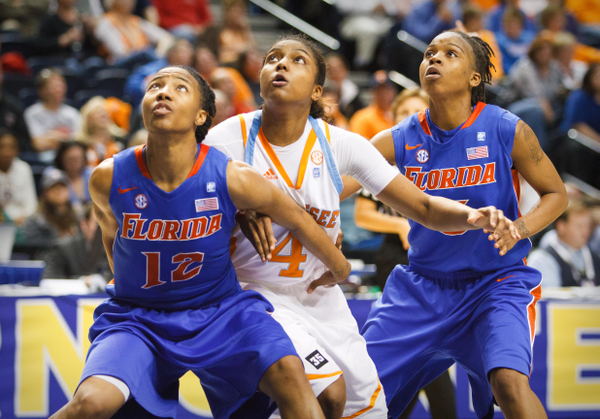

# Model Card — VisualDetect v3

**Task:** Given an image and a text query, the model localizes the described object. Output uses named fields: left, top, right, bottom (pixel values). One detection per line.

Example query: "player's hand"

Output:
left=467, top=206, right=516, bottom=236
left=335, top=228, right=344, bottom=251
left=236, top=210, right=276, bottom=262
left=307, top=261, right=352, bottom=294
left=489, top=217, right=522, bottom=256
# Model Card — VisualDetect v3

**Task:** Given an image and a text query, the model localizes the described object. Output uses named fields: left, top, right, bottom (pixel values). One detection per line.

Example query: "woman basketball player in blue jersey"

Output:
left=50, top=65, right=355, bottom=419
left=205, top=34, right=518, bottom=419
left=361, top=31, right=568, bottom=419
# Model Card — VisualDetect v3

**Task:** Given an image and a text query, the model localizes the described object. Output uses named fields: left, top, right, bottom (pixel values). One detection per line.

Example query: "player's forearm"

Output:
left=514, top=191, right=568, bottom=240
left=422, top=196, right=479, bottom=232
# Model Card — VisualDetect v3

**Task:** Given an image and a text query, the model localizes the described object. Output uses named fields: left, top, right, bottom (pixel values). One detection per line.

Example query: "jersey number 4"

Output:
left=142, top=252, right=205, bottom=289
left=270, top=233, right=307, bottom=277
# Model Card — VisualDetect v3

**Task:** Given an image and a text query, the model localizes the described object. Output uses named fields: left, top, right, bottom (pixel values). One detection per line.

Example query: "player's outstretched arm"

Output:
left=89, top=158, right=119, bottom=272
left=226, top=160, right=351, bottom=283
left=510, top=120, right=568, bottom=239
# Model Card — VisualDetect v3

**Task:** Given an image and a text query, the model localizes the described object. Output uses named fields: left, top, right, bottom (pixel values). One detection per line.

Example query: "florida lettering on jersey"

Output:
left=121, top=213, right=223, bottom=241
left=405, top=163, right=496, bottom=191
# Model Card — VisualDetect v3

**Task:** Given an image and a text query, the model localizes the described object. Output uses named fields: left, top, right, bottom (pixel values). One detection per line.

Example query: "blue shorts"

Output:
left=362, top=264, right=542, bottom=419
left=80, top=289, right=298, bottom=419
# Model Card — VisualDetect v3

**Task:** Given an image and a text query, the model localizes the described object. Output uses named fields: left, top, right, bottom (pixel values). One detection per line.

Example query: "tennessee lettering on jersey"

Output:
left=121, top=213, right=223, bottom=241
left=405, top=162, right=496, bottom=191
left=305, top=205, right=340, bottom=229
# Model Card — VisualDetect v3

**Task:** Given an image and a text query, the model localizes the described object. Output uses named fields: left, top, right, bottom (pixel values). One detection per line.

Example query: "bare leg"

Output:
left=317, top=376, right=346, bottom=419
left=490, top=368, right=547, bottom=419
left=50, top=377, right=126, bottom=419
left=259, top=355, right=326, bottom=419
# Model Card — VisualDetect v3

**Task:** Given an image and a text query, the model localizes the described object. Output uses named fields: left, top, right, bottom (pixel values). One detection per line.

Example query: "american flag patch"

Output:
left=466, top=146, right=488, bottom=160
left=195, top=198, right=219, bottom=212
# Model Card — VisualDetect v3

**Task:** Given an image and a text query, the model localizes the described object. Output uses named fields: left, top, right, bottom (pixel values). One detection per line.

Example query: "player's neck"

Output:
left=261, top=102, right=311, bottom=147
left=428, top=95, right=473, bottom=131
left=144, top=133, right=198, bottom=192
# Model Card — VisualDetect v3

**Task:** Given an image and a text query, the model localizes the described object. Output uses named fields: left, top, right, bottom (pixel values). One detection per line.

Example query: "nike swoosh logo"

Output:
left=405, top=143, right=423, bottom=150
left=118, top=186, right=139, bottom=194
left=497, top=275, right=516, bottom=282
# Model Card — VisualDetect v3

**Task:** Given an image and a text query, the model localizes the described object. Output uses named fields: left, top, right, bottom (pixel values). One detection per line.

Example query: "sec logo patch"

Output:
left=134, top=194, right=148, bottom=209
left=415, top=149, right=429, bottom=163
left=311, top=150, right=323, bottom=165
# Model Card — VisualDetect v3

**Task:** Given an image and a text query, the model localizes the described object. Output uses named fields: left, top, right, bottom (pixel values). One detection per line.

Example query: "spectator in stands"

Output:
left=218, top=0, right=255, bottom=65
left=43, top=141, right=92, bottom=213
left=540, top=3, right=600, bottom=64
left=0, top=129, right=37, bottom=225
left=94, top=0, right=173, bottom=64
left=348, top=70, right=396, bottom=140
left=529, top=202, right=599, bottom=287
left=36, top=0, right=89, bottom=59
left=21, top=169, right=79, bottom=247
left=486, top=0, right=536, bottom=34
left=403, top=0, right=456, bottom=44
left=127, top=128, right=147, bottom=148
left=124, top=38, right=194, bottom=107
left=553, top=31, right=587, bottom=90
left=210, top=67, right=254, bottom=115
left=565, top=0, right=600, bottom=48
left=495, top=7, right=536, bottom=74
left=153, top=0, right=212, bottom=44
left=336, top=0, right=398, bottom=68
left=24, top=68, right=82, bottom=163
left=0, top=65, right=34, bottom=153
left=193, top=45, right=256, bottom=112
left=77, top=96, right=126, bottom=165
left=462, top=5, right=505, bottom=80
left=236, top=48, right=263, bottom=105
left=558, top=64, right=600, bottom=188
left=0, top=0, right=50, bottom=37
left=509, top=33, right=565, bottom=129
left=561, top=63, right=600, bottom=140
left=212, top=89, right=234, bottom=127
left=326, top=53, right=364, bottom=119
left=40, top=202, right=110, bottom=279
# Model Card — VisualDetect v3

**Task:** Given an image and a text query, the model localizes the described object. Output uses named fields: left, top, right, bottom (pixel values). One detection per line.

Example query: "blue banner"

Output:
left=0, top=295, right=598, bottom=418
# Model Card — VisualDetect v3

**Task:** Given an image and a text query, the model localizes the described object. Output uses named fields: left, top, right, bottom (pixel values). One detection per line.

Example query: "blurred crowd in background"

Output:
left=0, top=0, right=598, bottom=290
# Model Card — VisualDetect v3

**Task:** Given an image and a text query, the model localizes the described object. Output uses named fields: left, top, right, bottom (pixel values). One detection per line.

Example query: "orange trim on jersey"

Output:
left=135, top=145, right=152, bottom=179
left=418, top=110, right=431, bottom=135
left=343, top=381, right=383, bottom=419
left=460, top=102, right=487, bottom=130
left=187, top=144, right=209, bottom=178
left=324, top=121, right=331, bottom=143
left=306, top=371, right=343, bottom=380
left=108, top=278, right=114, bottom=285
left=258, top=127, right=317, bottom=189
left=239, top=114, right=248, bottom=147
left=527, top=283, right=542, bottom=375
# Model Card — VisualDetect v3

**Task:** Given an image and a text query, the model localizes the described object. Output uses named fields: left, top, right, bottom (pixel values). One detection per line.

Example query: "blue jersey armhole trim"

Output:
left=244, top=111, right=262, bottom=165
left=309, top=116, right=343, bottom=195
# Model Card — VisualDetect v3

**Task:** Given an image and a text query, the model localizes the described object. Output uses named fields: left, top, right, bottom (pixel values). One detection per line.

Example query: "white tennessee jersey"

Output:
left=204, top=110, right=397, bottom=286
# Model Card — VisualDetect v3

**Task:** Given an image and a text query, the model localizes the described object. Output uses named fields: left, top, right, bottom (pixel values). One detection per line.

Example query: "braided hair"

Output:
left=168, top=65, right=216, bottom=143
left=266, top=34, right=331, bottom=122
left=450, top=30, right=495, bottom=106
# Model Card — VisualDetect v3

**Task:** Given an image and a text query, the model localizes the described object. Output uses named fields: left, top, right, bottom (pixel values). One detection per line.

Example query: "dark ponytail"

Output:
left=170, top=65, right=217, bottom=143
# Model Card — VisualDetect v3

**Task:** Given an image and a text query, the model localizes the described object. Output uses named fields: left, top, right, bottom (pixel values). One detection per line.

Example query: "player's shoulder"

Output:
left=90, top=157, right=114, bottom=195
left=326, top=121, right=368, bottom=143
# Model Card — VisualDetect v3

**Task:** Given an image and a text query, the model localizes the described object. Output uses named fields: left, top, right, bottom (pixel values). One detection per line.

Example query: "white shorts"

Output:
left=242, top=279, right=387, bottom=419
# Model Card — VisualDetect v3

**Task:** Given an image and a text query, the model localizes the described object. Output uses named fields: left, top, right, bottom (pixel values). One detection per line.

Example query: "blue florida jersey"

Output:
left=393, top=102, right=531, bottom=278
left=107, top=144, right=239, bottom=310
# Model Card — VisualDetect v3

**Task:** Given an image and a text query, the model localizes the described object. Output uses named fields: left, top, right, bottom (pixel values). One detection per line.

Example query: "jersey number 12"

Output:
left=142, top=251, right=205, bottom=288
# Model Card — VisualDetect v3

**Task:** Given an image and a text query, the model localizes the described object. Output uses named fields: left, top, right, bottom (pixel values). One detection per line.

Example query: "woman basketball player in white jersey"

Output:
left=204, top=34, right=515, bottom=419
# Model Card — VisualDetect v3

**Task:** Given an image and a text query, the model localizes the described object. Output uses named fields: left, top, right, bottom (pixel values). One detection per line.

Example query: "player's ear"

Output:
left=470, top=71, right=481, bottom=88
left=311, top=84, right=323, bottom=102
left=195, top=109, right=207, bottom=127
